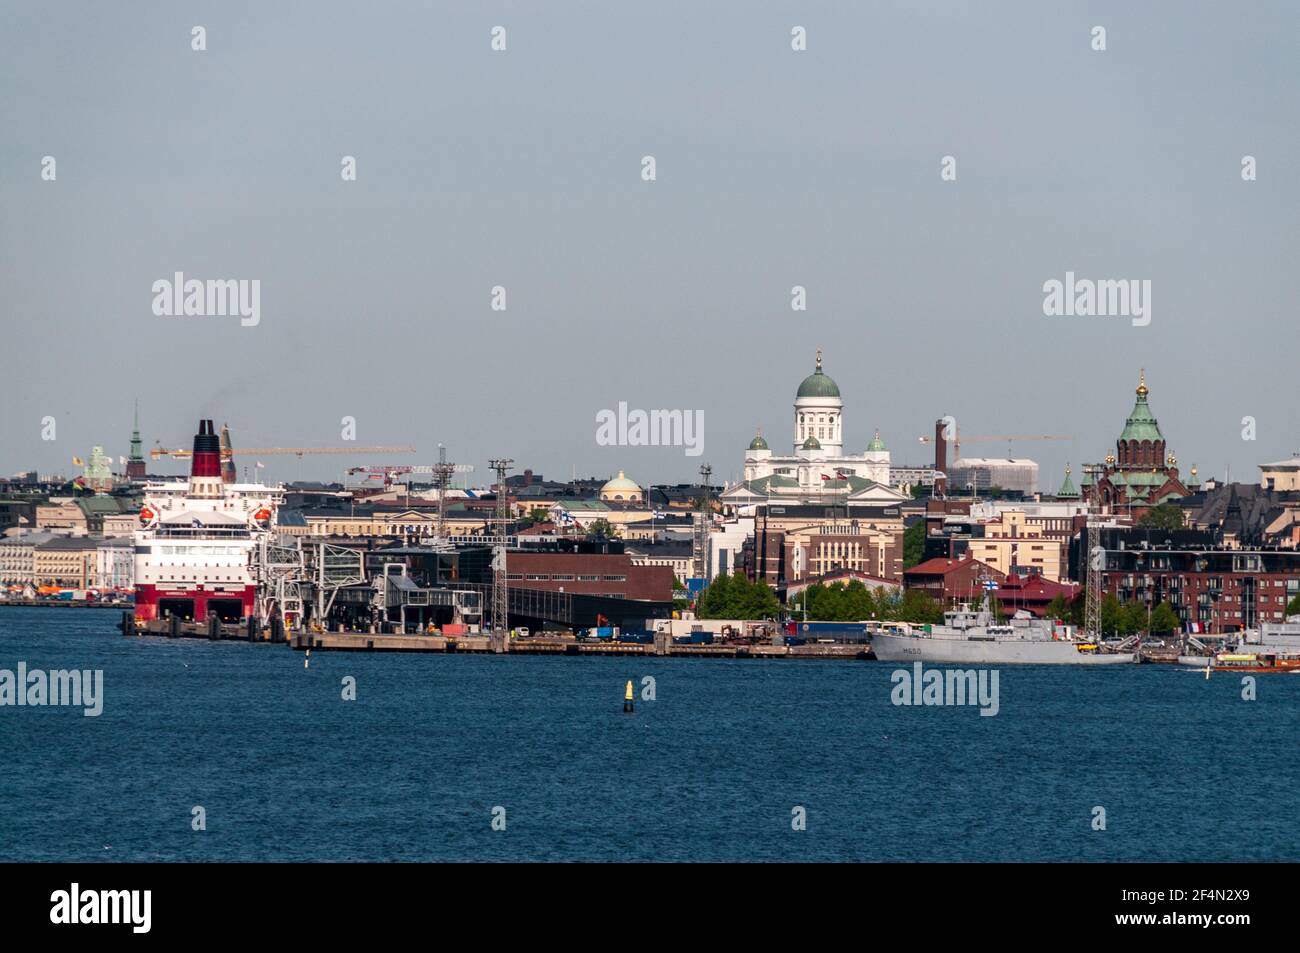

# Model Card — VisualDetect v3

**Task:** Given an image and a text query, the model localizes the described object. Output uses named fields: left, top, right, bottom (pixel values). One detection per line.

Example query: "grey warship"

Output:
left=870, top=605, right=1135, bottom=665
left=1178, top=615, right=1300, bottom=666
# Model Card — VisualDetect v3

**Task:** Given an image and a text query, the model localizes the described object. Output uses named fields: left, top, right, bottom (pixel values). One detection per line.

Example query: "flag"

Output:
left=255, top=462, right=265, bottom=469
left=72, top=456, right=84, bottom=467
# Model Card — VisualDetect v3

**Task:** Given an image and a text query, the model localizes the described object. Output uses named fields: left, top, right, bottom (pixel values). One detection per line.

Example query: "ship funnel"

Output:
left=190, top=418, right=222, bottom=480
left=219, top=423, right=237, bottom=483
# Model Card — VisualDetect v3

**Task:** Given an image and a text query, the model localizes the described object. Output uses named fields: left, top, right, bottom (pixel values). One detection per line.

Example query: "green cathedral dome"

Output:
left=796, top=349, right=840, bottom=398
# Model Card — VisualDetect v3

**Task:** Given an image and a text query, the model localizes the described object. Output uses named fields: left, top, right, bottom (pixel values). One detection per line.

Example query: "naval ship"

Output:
left=1178, top=616, right=1300, bottom=667
left=870, top=605, right=1136, bottom=665
left=1236, top=616, right=1300, bottom=655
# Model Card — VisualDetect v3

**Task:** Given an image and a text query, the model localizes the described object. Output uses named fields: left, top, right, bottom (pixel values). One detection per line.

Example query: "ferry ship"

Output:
left=133, top=419, right=282, bottom=625
left=1211, top=652, right=1300, bottom=674
left=869, top=605, right=1136, bottom=665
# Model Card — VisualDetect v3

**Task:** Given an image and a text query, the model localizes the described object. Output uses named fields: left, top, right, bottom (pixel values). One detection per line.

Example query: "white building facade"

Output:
left=738, top=350, right=895, bottom=494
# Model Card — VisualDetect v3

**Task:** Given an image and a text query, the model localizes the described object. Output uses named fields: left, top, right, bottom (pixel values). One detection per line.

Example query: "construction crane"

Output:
left=345, top=462, right=475, bottom=491
left=153, top=444, right=415, bottom=460
left=155, top=444, right=416, bottom=460
left=918, top=432, right=1072, bottom=459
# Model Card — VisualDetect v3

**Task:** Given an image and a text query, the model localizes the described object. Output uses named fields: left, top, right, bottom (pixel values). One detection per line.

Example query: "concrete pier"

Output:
left=125, top=619, right=874, bottom=659
left=286, top=631, right=872, bottom=659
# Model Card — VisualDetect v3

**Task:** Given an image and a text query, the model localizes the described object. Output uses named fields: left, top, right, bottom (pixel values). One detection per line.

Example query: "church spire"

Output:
left=128, top=399, right=143, bottom=461
left=125, top=399, right=146, bottom=480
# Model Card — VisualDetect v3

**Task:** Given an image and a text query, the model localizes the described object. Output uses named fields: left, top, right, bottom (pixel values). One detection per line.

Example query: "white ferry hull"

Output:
left=871, top=632, right=1135, bottom=665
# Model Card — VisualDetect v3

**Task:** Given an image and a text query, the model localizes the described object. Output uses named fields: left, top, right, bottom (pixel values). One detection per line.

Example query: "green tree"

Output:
left=1100, top=593, right=1123, bottom=635
left=1066, top=591, right=1086, bottom=627
left=587, top=518, right=617, bottom=539
left=1137, top=503, right=1185, bottom=531
left=1044, top=593, right=1070, bottom=621
left=903, top=520, right=927, bottom=569
left=796, top=580, right=881, bottom=621
left=1286, top=593, right=1300, bottom=617
left=895, top=589, right=945, bottom=625
left=1149, top=601, right=1180, bottom=634
left=1119, top=600, right=1149, bottom=635
left=695, top=573, right=731, bottom=617
left=696, top=572, right=779, bottom=620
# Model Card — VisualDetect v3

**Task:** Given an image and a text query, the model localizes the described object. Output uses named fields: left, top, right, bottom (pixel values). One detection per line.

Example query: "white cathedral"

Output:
left=722, top=350, right=909, bottom=508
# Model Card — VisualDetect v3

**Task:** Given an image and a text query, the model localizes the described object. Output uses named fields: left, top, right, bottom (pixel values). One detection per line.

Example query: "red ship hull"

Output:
left=134, top=583, right=257, bottom=624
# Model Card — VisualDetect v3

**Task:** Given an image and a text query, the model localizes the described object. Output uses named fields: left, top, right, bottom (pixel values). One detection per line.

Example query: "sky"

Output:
left=2, top=1, right=1297, bottom=490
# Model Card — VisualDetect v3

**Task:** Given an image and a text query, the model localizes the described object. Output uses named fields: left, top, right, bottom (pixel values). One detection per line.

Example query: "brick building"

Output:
left=1086, top=543, right=1299, bottom=634
left=903, top=555, right=1005, bottom=602
left=992, top=572, right=1081, bottom=619
left=504, top=550, right=673, bottom=602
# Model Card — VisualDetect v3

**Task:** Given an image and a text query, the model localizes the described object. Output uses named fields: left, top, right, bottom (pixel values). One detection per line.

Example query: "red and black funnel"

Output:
left=190, top=419, right=222, bottom=479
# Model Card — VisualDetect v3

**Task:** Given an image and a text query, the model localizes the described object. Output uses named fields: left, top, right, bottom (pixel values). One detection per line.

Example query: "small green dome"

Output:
left=796, top=349, right=840, bottom=399
left=802, top=435, right=821, bottom=450
left=748, top=432, right=769, bottom=451
left=600, top=470, right=642, bottom=498
left=867, top=429, right=886, bottom=452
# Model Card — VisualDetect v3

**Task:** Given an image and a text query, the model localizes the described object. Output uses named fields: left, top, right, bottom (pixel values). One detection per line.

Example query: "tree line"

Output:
left=695, top=572, right=1296, bottom=636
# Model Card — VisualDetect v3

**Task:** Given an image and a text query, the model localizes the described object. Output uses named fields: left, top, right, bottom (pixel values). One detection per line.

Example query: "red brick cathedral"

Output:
left=1084, top=371, right=1195, bottom=514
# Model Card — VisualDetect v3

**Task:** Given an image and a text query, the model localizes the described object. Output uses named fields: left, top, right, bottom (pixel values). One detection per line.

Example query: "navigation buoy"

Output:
left=623, top=679, right=634, bottom=713
left=304, top=648, right=311, bottom=670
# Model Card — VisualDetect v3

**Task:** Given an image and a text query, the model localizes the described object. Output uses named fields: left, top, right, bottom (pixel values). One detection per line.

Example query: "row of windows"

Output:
left=506, top=573, right=627, bottom=582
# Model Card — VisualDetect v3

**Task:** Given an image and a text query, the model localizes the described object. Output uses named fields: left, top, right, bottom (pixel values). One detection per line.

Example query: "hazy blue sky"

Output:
left=2, top=2, right=1297, bottom=488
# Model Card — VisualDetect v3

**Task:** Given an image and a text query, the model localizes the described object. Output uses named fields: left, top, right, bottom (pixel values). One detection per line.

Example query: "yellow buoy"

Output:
left=623, top=679, right=634, bottom=713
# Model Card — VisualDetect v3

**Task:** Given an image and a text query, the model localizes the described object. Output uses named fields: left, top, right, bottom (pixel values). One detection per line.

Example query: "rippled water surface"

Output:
left=2, top=607, right=1296, bottom=861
